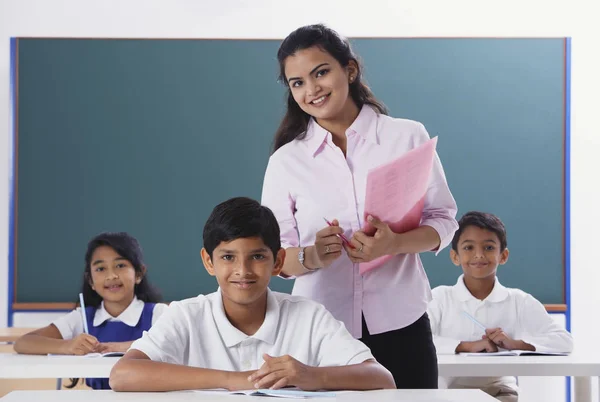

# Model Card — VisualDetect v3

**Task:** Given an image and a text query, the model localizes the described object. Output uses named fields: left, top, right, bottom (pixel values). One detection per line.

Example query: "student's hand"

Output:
left=456, top=338, right=498, bottom=353
left=97, top=342, right=128, bottom=354
left=346, top=216, right=396, bottom=263
left=313, top=221, right=344, bottom=268
left=226, top=371, right=259, bottom=391
left=248, top=354, right=318, bottom=390
left=61, top=334, right=100, bottom=355
left=484, top=328, right=523, bottom=350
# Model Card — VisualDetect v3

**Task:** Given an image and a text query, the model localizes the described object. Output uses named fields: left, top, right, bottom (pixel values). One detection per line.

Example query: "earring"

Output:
left=349, top=76, right=354, bottom=82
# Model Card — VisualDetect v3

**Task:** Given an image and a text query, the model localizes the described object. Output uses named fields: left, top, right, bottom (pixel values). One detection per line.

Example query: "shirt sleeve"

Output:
left=313, top=304, right=374, bottom=366
left=516, top=294, right=574, bottom=353
left=413, top=123, right=459, bottom=255
left=427, top=289, right=462, bottom=354
left=52, top=309, right=84, bottom=340
left=130, top=302, right=189, bottom=364
left=261, top=154, right=299, bottom=251
left=151, top=303, right=169, bottom=326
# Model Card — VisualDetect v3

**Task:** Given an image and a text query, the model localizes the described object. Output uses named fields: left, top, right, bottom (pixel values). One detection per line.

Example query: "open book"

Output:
left=49, top=352, right=124, bottom=358
left=195, top=389, right=336, bottom=399
left=460, top=350, right=569, bottom=357
left=84, top=351, right=124, bottom=357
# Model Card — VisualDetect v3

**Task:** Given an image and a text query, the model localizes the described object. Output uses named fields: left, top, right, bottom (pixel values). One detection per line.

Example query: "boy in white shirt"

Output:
left=110, top=197, right=395, bottom=392
left=427, top=211, right=573, bottom=402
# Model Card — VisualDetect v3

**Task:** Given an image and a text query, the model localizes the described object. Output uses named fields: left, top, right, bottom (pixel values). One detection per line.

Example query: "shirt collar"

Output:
left=93, top=296, right=144, bottom=327
left=212, top=288, right=280, bottom=348
left=453, top=274, right=509, bottom=303
left=304, top=105, right=379, bottom=157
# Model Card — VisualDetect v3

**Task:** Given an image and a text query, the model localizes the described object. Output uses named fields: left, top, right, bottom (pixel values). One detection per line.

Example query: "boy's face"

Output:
left=450, top=226, right=509, bottom=280
left=201, top=236, right=284, bottom=307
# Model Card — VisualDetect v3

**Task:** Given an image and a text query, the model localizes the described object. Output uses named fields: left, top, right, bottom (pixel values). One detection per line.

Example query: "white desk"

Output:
left=0, top=389, right=497, bottom=401
left=2, top=354, right=599, bottom=401
left=438, top=354, right=600, bottom=402
left=0, top=354, right=118, bottom=379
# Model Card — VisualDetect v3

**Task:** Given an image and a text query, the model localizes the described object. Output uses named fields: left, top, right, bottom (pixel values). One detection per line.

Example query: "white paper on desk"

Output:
left=47, top=352, right=124, bottom=358
left=232, top=389, right=336, bottom=398
left=360, top=136, right=438, bottom=274
left=84, top=352, right=124, bottom=358
left=195, top=388, right=336, bottom=398
left=460, top=350, right=569, bottom=357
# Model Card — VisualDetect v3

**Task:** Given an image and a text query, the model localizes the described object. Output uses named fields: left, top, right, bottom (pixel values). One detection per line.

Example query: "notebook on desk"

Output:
left=460, top=350, right=569, bottom=357
left=195, top=388, right=336, bottom=399
left=84, top=352, right=124, bottom=358
left=48, top=352, right=124, bottom=358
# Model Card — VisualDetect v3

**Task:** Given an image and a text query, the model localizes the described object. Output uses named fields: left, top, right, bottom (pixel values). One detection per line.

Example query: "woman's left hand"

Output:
left=345, top=215, right=398, bottom=263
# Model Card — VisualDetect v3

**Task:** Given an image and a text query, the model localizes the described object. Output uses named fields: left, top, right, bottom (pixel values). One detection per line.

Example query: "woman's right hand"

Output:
left=312, top=219, right=344, bottom=268
left=62, top=333, right=100, bottom=355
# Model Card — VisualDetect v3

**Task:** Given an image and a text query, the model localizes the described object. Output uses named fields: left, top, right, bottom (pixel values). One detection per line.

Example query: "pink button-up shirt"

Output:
left=261, top=105, right=458, bottom=338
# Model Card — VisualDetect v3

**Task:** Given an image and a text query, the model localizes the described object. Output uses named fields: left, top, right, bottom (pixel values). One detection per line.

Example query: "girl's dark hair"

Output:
left=67, top=232, right=162, bottom=388
left=273, top=24, right=388, bottom=152
left=81, top=231, right=162, bottom=307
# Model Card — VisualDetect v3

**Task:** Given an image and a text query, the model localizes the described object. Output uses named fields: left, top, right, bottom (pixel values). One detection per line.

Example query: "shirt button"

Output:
left=242, top=360, right=251, bottom=370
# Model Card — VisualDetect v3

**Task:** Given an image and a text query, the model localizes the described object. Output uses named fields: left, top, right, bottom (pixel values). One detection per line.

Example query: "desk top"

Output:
left=0, top=328, right=34, bottom=342
left=2, top=353, right=600, bottom=380
left=0, top=389, right=497, bottom=401
left=0, top=353, right=119, bottom=379
left=437, top=353, right=600, bottom=376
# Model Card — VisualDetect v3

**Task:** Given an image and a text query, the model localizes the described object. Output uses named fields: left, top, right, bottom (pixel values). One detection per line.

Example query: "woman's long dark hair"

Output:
left=273, top=24, right=388, bottom=152
left=67, top=232, right=162, bottom=388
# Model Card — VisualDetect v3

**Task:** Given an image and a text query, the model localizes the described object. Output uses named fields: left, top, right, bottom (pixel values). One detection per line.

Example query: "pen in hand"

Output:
left=461, top=310, right=487, bottom=331
left=323, top=218, right=354, bottom=249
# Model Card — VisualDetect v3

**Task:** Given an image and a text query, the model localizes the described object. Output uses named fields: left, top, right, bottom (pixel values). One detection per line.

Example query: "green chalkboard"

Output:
left=14, top=38, right=565, bottom=305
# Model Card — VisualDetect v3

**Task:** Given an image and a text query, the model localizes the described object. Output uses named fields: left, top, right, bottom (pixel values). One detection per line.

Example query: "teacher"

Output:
left=261, top=24, right=458, bottom=389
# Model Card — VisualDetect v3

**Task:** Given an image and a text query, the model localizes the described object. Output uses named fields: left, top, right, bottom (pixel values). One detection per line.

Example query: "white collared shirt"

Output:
left=53, top=297, right=167, bottom=340
left=427, top=274, right=573, bottom=389
left=130, top=289, right=374, bottom=371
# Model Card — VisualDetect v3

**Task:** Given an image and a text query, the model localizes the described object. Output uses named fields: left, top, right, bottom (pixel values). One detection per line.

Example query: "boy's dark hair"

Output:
left=272, top=24, right=388, bottom=152
left=203, top=197, right=281, bottom=259
left=81, top=232, right=162, bottom=307
left=451, top=211, right=508, bottom=252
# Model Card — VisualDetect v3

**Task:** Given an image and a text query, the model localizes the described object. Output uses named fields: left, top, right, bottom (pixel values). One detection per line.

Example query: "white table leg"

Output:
left=574, top=377, right=592, bottom=402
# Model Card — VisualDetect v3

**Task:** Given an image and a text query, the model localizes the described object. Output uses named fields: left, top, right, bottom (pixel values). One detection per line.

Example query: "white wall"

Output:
left=0, top=0, right=598, bottom=352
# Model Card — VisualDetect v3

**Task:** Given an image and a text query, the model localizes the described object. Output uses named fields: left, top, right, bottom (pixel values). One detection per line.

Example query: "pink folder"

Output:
left=359, top=137, right=438, bottom=274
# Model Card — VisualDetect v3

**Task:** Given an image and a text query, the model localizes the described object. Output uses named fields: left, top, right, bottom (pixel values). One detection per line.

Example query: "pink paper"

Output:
left=359, top=137, right=438, bottom=274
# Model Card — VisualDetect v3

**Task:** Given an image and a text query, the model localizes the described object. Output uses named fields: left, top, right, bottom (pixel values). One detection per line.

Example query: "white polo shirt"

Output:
left=53, top=297, right=167, bottom=340
left=427, top=275, right=573, bottom=390
left=130, top=289, right=374, bottom=371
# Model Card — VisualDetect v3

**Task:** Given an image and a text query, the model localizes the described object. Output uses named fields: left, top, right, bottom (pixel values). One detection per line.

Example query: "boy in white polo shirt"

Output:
left=427, top=211, right=573, bottom=402
left=110, top=197, right=395, bottom=392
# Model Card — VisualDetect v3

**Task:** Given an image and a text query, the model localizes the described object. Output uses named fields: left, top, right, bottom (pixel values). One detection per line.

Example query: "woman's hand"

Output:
left=312, top=219, right=344, bottom=268
left=345, top=216, right=398, bottom=263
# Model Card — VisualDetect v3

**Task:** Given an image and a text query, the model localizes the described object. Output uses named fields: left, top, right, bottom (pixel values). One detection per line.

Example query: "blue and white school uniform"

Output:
left=53, top=297, right=167, bottom=389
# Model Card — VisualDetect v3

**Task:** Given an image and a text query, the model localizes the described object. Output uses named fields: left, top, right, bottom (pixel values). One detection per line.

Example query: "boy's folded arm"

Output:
left=313, top=359, right=396, bottom=390
left=517, top=295, right=574, bottom=353
left=433, top=335, right=463, bottom=354
left=109, top=349, right=253, bottom=392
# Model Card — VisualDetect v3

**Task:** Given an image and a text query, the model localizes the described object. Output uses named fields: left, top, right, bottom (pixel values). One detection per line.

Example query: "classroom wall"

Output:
left=0, top=0, right=598, bottom=357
